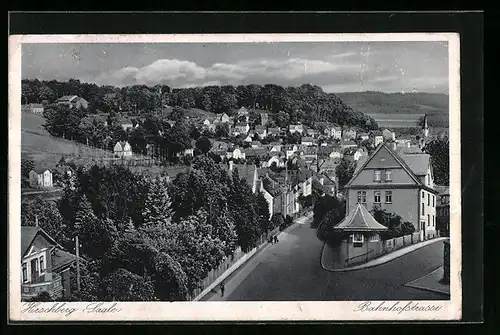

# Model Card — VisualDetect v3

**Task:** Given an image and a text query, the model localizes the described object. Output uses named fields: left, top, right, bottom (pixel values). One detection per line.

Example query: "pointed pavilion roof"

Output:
left=333, top=204, right=388, bottom=232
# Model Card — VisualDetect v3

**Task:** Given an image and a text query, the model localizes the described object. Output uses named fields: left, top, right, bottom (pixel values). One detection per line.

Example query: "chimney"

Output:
left=35, top=215, right=39, bottom=227
left=229, top=160, right=234, bottom=172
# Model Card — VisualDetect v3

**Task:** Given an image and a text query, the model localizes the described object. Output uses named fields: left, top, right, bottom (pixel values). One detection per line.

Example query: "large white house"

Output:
left=114, top=141, right=133, bottom=157
left=29, top=168, right=53, bottom=188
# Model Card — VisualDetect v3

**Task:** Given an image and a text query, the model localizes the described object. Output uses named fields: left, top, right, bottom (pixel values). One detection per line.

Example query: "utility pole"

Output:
left=75, top=235, right=81, bottom=292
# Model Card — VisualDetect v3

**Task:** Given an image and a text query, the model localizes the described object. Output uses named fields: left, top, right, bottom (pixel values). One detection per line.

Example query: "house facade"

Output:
left=344, top=143, right=438, bottom=240
left=255, top=126, right=267, bottom=139
left=235, top=123, right=250, bottom=135
left=342, top=128, right=357, bottom=140
left=55, top=95, right=89, bottom=109
left=114, top=141, right=133, bottom=157
left=330, top=203, right=388, bottom=268
left=22, top=103, right=44, bottom=115
left=324, top=125, right=342, bottom=139
left=289, top=124, right=304, bottom=134
left=382, top=129, right=396, bottom=141
left=301, top=137, right=314, bottom=146
left=29, top=168, right=53, bottom=188
left=21, top=226, right=78, bottom=301
left=267, top=127, right=281, bottom=137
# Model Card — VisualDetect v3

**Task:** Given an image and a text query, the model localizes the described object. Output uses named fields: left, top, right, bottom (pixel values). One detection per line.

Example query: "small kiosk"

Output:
left=332, top=203, right=388, bottom=268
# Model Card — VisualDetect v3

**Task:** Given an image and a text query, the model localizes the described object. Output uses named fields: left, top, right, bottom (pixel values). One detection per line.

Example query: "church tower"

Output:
left=422, top=114, right=429, bottom=138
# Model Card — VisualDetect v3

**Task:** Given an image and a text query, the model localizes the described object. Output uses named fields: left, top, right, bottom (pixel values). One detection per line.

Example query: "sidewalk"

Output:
left=197, top=212, right=313, bottom=301
left=405, top=266, right=450, bottom=296
left=321, top=237, right=449, bottom=272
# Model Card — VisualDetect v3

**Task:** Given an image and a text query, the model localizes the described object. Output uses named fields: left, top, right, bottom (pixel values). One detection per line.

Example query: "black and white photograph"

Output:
left=9, top=32, right=462, bottom=321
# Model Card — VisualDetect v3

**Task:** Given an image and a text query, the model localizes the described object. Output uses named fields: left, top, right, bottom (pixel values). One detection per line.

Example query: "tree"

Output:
left=229, top=168, right=261, bottom=251
left=255, top=192, right=271, bottom=233
left=101, top=268, right=156, bottom=301
left=142, top=176, right=172, bottom=228
left=152, top=252, right=189, bottom=301
left=215, top=123, right=229, bottom=138
left=80, top=217, right=119, bottom=260
left=73, top=195, right=99, bottom=250
left=313, top=195, right=341, bottom=228
left=169, top=106, right=186, bottom=122
left=195, top=136, right=212, bottom=155
left=423, top=137, right=449, bottom=185
left=316, top=198, right=346, bottom=243
left=270, top=214, right=284, bottom=230
left=21, top=196, right=69, bottom=247
left=335, top=158, right=356, bottom=189
left=21, top=156, right=34, bottom=187
left=371, top=207, right=405, bottom=240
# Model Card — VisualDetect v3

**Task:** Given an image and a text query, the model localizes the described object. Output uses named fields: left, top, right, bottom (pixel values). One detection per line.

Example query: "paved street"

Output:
left=201, top=216, right=448, bottom=301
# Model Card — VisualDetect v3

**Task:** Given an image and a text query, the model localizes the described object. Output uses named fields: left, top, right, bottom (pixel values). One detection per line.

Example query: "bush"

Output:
left=401, top=221, right=416, bottom=235
left=27, top=291, right=53, bottom=302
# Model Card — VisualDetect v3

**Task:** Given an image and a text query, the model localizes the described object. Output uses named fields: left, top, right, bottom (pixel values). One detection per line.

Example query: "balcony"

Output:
left=21, top=272, right=63, bottom=301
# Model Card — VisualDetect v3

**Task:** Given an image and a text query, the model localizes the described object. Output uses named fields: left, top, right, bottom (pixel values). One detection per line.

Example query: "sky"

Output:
left=22, top=41, right=449, bottom=94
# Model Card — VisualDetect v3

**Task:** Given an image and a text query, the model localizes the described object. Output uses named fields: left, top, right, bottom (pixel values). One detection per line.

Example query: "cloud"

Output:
left=94, top=59, right=206, bottom=86
left=93, top=56, right=361, bottom=88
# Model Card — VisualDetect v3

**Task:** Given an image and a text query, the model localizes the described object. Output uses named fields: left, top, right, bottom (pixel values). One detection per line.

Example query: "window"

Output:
left=385, top=170, right=392, bottom=181
left=433, top=195, right=435, bottom=207
left=428, top=193, right=430, bottom=206
left=374, top=170, right=381, bottom=182
left=422, top=191, right=425, bottom=199
left=374, top=191, right=381, bottom=203
left=357, top=191, right=367, bottom=203
left=370, top=235, right=379, bottom=242
left=39, top=255, right=45, bottom=273
left=428, top=214, right=430, bottom=227
left=433, top=215, right=435, bottom=227
left=352, top=233, right=364, bottom=247
left=385, top=191, right=392, bottom=204
left=22, top=263, right=27, bottom=283
left=422, top=203, right=425, bottom=215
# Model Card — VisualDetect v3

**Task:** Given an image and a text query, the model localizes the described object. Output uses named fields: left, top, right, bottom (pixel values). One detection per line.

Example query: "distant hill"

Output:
left=22, top=111, right=112, bottom=169
left=336, top=92, right=449, bottom=128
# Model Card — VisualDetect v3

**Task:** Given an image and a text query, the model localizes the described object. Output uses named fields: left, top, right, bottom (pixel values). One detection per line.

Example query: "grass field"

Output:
left=21, top=111, right=112, bottom=169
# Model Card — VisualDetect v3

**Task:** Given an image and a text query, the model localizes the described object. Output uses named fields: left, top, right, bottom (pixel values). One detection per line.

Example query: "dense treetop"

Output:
left=22, top=79, right=378, bottom=131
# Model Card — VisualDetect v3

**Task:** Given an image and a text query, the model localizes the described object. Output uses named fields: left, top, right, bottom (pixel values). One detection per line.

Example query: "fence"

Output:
left=343, top=230, right=441, bottom=268
left=188, top=228, right=279, bottom=301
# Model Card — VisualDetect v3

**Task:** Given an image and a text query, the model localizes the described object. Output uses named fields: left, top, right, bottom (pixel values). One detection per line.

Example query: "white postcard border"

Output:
left=8, top=33, right=461, bottom=321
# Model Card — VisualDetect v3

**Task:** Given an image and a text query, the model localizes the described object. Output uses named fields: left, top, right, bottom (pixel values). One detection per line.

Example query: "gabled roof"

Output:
left=56, top=95, right=78, bottom=102
left=400, top=154, right=431, bottom=176
left=346, top=142, right=422, bottom=188
left=28, top=103, right=44, bottom=108
left=333, top=204, right=388, bottom=232
left=21, top=226, right=60, bottom=258
left=261, top=175, right=282, bottom=197
left=31, top=167, right=51, bottom=174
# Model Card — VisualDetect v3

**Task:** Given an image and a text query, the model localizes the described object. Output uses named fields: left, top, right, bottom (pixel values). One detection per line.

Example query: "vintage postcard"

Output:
left=8, top=33, right=461, bottom=321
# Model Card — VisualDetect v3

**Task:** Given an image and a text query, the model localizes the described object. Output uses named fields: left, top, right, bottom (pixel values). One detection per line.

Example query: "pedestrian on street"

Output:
left=220, top=282, right=225, bottom=297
